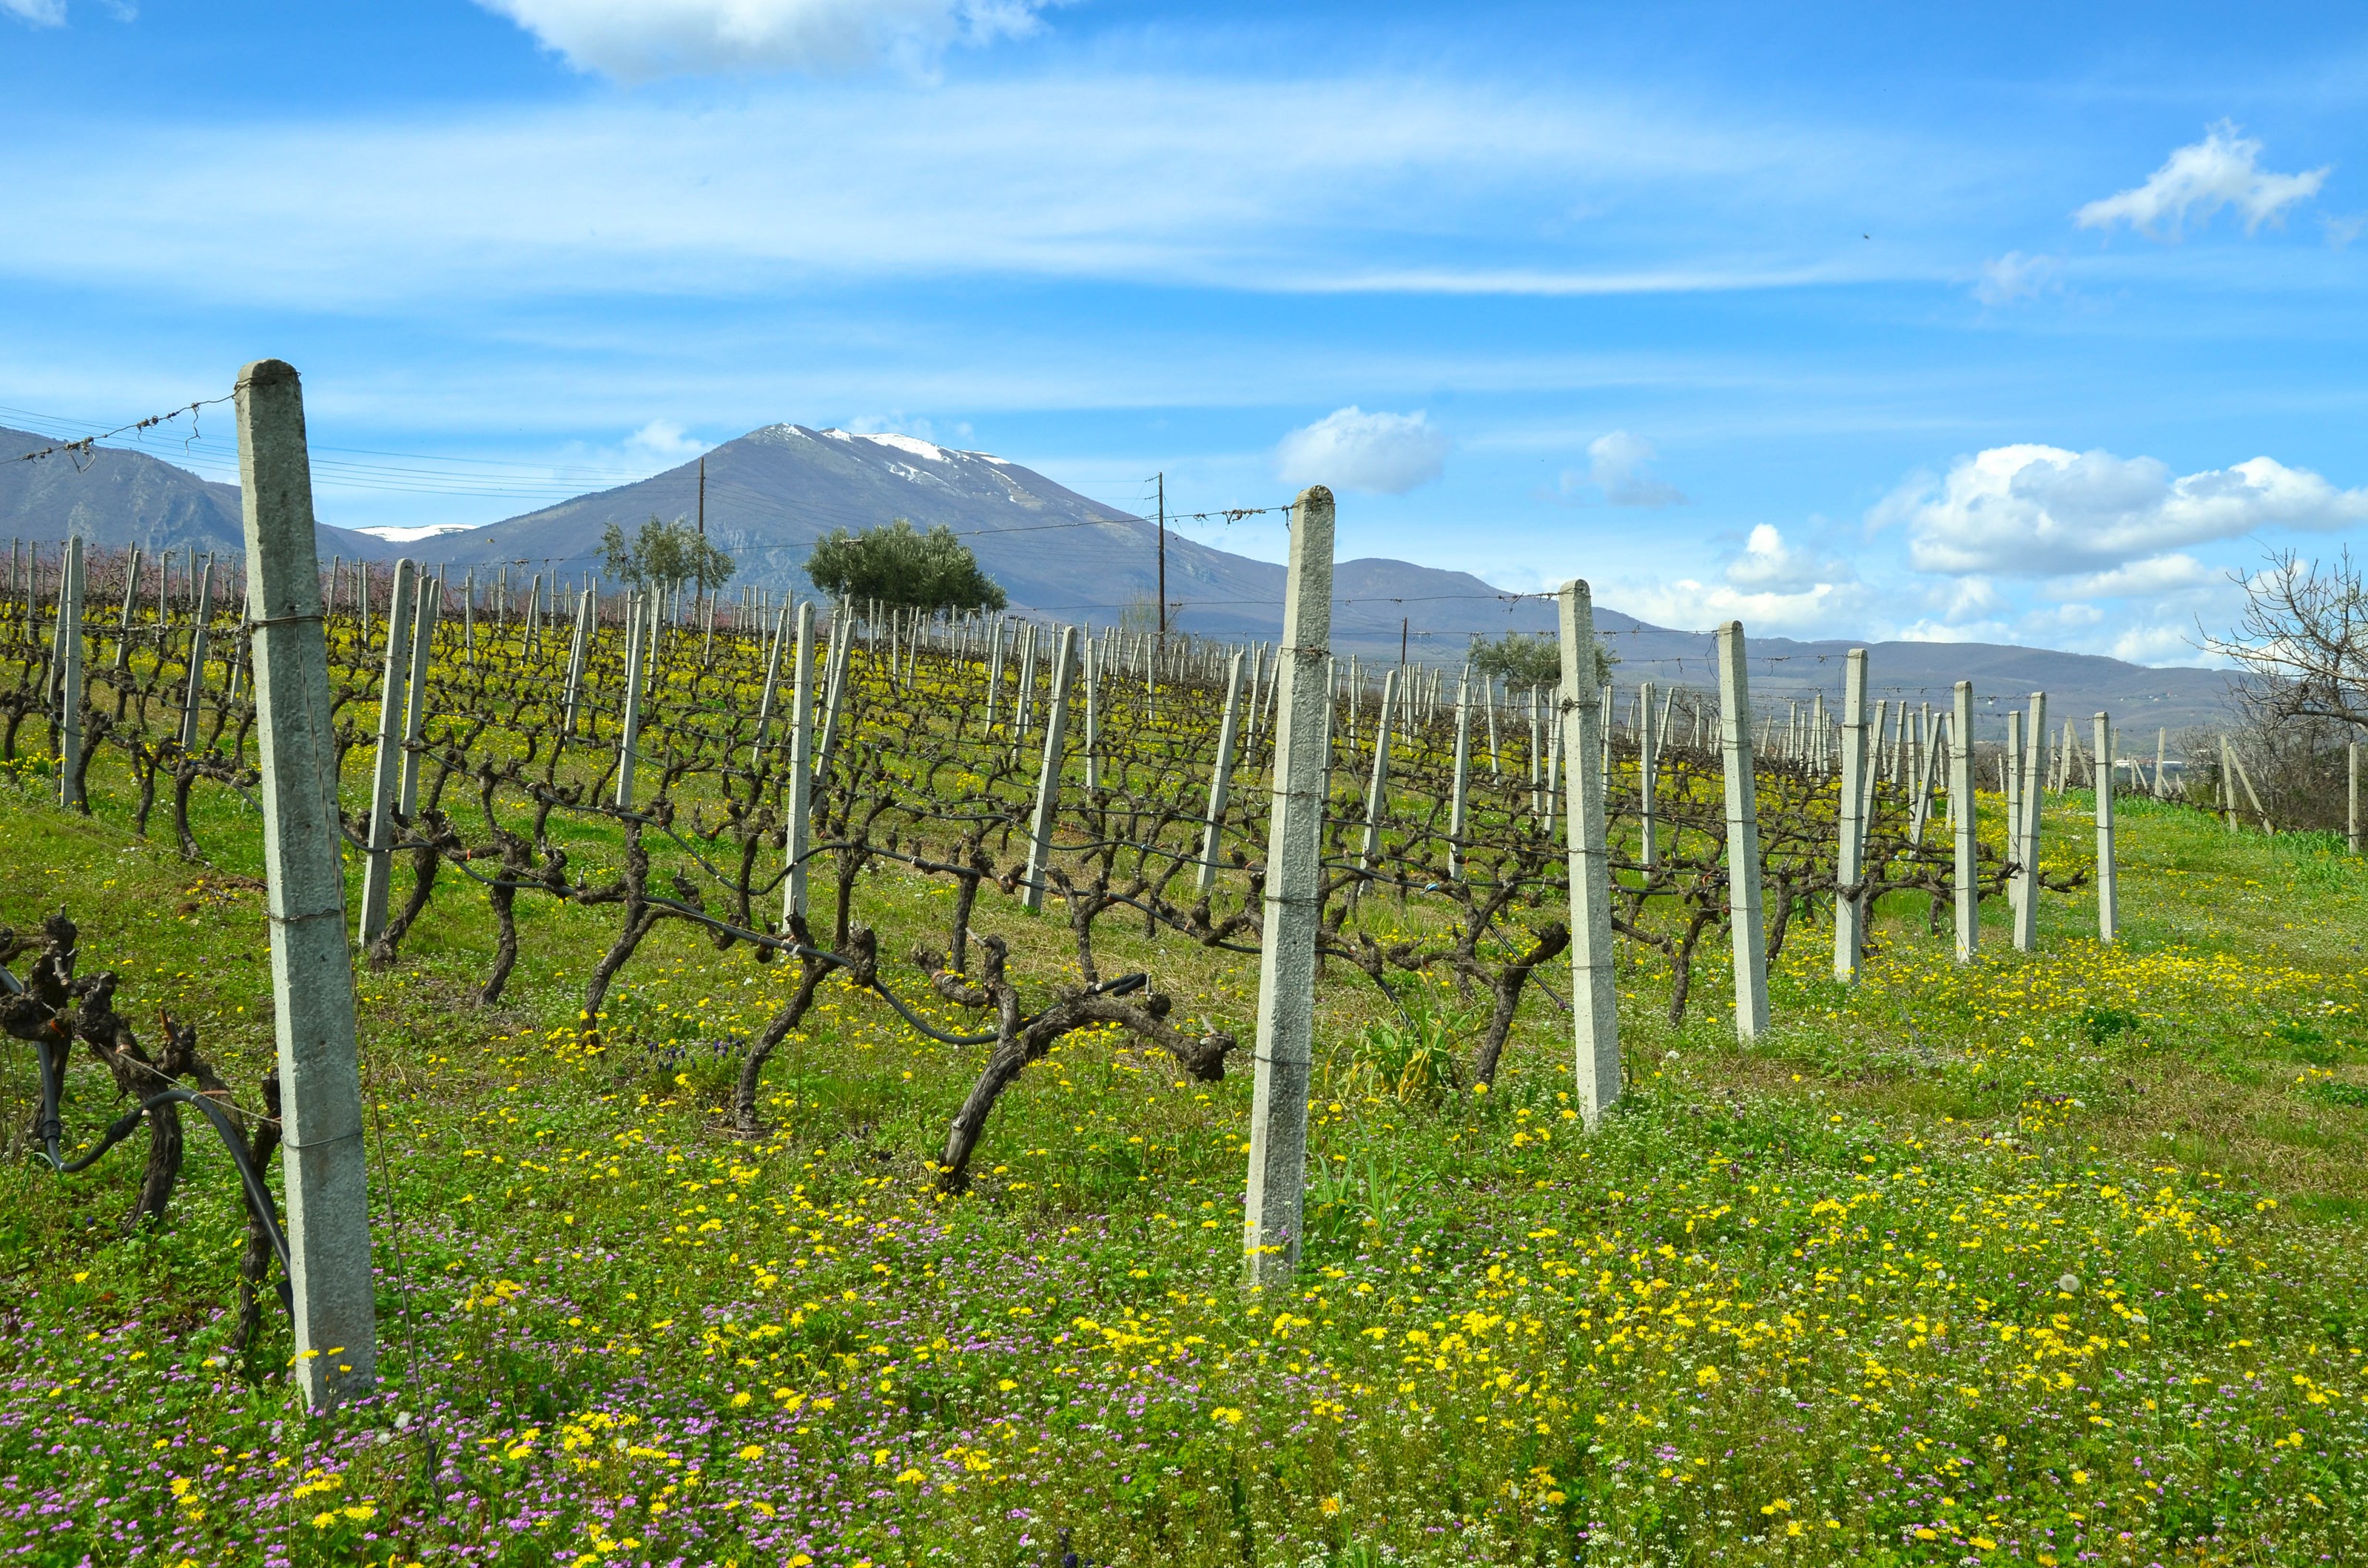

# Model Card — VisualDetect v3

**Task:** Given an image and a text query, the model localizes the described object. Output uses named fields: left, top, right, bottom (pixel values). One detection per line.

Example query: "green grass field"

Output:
left=3, top=756, right=2367, bottom=1567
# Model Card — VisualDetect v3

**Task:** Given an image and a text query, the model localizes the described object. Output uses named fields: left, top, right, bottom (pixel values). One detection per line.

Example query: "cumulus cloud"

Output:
left=477, top=0, right=1048, bottom=79
left=2075, top=121, right=2330, bottom=240
left=625, top=418, right=707, bottom=464
left=1578, top=430, right=1686, bottom=507
left=1974, top=250, right=2061, bottom=306
left=1723, top=523, right=1843, bottom=594
left=1274, top=407, right=1449, bottom=495
left=1874, top=443, right=2368, bottom=577
left=1613, top=523, right=1860, bottom=633
left=2044, top=553, right=2217, bottom=600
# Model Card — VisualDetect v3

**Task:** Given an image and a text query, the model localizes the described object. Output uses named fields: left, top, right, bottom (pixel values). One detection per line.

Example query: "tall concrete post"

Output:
left=615, top=593, right=645, bottom=810
left=56, top=537, right=84, bottom=810
left=1244, top=486, right=1333, bottom=1290
left=1834, top=649, right=1869, bottom=982
left=1951, top=683, right=1978, bottom=962
left=2093, top=712, right=2117, bottom=943
left=562, top=588, right=595, bottom=734
left=357, top=560, right=416, bottom=950
left=235, top=359, right=374, bottom=1410
left=112, top=545, right=139, bottom=676
left=1561, top=582, right=1621, bottom=1122
left=2014, top=692, right=2046, bottom=952
left=395, top=586, right=437, bottom=818
left=782, top=601, right=817, bottom=922
left=1197, top=651, right=1246, bottom=894
left=1083, top=636, right=1103, bottom=793
left=179, top=560, right=215, bottom=751
left=1447, top=671, right=1473, bottom=879
left=2350, top=740, right=2360, bottom=855
left=750, top=602, right=792, bottom=768
left=1021, top=625, right=1078, bottom=915
left=1715, top=622, right=1769, bottom=1040
left=1636, top=677, right=1658, bottom=869
left=1358, top=669, right=1398, bottom=875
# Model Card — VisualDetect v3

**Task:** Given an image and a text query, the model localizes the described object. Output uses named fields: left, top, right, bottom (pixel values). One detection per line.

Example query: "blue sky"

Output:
left=4, top=1, right=2366, bottom=663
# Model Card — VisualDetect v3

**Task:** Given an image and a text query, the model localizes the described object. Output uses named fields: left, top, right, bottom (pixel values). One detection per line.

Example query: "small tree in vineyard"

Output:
left=805, top=519, right=1008, bottom=614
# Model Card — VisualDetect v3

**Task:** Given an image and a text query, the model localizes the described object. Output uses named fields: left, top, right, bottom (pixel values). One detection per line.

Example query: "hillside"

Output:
left=0, top=425, right=387, bottom=561
left=1, top=419, right=2238, bottom=731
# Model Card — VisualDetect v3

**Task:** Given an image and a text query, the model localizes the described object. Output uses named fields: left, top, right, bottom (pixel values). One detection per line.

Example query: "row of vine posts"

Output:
left=2, top=360, right=2128, bottom=1405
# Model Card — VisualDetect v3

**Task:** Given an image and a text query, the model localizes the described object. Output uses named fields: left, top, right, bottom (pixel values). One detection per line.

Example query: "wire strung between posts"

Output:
left=8, top=394, right=234, bottom=469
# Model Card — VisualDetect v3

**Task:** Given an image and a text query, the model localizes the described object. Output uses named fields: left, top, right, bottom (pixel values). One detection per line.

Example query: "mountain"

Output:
left=1, top=420, right=2239, bottom=735
left=0, top=425, right=390, bottom=562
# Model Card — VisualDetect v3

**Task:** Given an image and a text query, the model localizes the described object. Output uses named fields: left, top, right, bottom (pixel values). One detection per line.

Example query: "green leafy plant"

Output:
left=804, top=518, right=1007, bottom=613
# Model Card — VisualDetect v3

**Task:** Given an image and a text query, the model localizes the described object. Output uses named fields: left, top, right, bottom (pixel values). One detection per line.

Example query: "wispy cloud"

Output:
left=477, top=0, right=1047, bottom=80
left=1274, top=407, right=1448, bottom=495
left=0, top=75, right=1909, bottom=310
left=2075, top=121, right=2329, bottom=240
left=1, top=0, right=66, bottom=23
left=1974, top=250, right=2061, bottom=306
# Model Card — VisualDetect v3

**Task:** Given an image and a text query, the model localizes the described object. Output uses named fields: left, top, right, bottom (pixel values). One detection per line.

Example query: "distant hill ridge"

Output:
left=0, top=420, right=2238, bottom=733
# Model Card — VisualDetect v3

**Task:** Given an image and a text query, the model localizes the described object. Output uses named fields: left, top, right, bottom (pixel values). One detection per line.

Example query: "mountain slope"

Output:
left=0, top=425, right=388, bottom=560
left=1, top=420, right=2238, bottom=733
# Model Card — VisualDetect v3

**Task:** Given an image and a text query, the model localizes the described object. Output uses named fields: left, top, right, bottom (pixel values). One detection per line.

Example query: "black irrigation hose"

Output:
left=13, top=1050, right=295, bottom=1312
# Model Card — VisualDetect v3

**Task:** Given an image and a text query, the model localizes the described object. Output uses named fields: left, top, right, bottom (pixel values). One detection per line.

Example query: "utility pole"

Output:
left=1155, top=471, right=1167, bottom=649
left=1400, top=616, right=1409, bottom=667
left=696, top=454, right=707, bottom=628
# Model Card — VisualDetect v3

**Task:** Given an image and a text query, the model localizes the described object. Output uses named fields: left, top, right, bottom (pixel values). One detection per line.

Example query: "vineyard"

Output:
left=5, top=485, right=2368, bottom=1565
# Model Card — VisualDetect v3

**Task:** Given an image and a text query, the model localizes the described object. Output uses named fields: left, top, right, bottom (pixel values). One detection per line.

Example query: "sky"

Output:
left=4, top=1, right=2367, bottom=664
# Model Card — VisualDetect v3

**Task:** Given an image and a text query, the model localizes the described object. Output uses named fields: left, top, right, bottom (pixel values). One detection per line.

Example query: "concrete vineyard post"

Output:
left=396, top=586, right=437, bottom=818
left=357, top=560, right=416, bottom=950
left=1561, top=582, right=1621, bottom=1123
left=615, top=593, right=645, bottom=810
left=1715, top=622, right=1769, bottom=1040
left=2350, top=741, right=2360, bottom=854
left=1951, top=682, right=1978, bottom=962
left=815, top=605, right=851, bottom=773
left=1244, top=485, right=1333, bottom=1290
left=1021, top=626, right=1078, bottom=915
left=112, top=545, right=138, bottom=676
left=750, top=603, right=791, bottom=767
left=2004, top=710, right=2024, bottom=916
left=235, top=359, right=375, bottom=1410
left=1083, top=637, right=1103, bottom=793
left=563, top=589, right=595, bottom=734
left=180, top=560, right=215, bottom=751
left=56, top=537, right=84, bottom=810
left=1359, top=670, right=1399, bottom=875
left=2014, top=693, right=2046, bottom=952
left=1197, top=651, right=1246, bottom=894
left=782, top=602, right=817, bottom=922
left=1834, top=648, right=1869, bottom=983
left=1636, top=678, right=1658, bottom=869
left=1448, top=671, right=1472, bottom=879
left=2094, top=712, right=2117, bottom=942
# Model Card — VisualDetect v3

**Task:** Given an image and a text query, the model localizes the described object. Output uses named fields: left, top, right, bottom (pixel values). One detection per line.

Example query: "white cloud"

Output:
left=1875, top=443, right=2368, bottom=576
left=625, top=418, right=707, bottom=464
left=1554, top=430, right=1683, bottom=505
left=1974, top=250, right=2060, bottom=306
left=1579, top=430, right=1686, bottom=508
left=2110, top=624, right=2204, bottom=666
left=2045, top=553, right=2217, bottom=600
left=1617, top=526, right=1860, bottom=634
left=2075, top=121, right=2330, bottom=240
left=1, top=0, right=66, bottom=22
left=1723, top=522, right=1845, bottom=594
left=1274, top=407, right=1448, bottom=495
left=477, top=0, right=1046, bottom=79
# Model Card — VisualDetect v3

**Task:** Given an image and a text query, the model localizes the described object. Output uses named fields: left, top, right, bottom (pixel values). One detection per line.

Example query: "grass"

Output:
left=4, top=747, right=2368, bottom=1567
